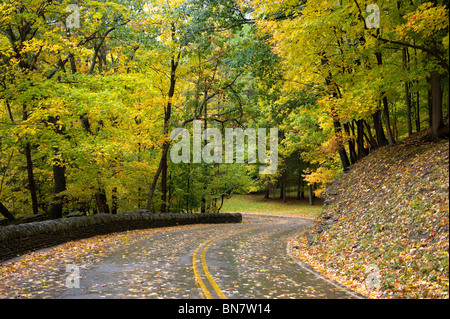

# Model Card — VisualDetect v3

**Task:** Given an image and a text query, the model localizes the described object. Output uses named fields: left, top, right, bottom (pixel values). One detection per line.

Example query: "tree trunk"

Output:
left=138, top=187, right=142, bottom=209
left=95, top=191, right=110, bottom=214
left=48, top=163, right=66, bottom=219
left=186, top=163, right=191, bottom=213
left=356, top=119, right=367, bottom=159
left=279, top=177, right=284, bottom=199
left=301, top=180, right=305, bottom=199
left=431, top=71, right=443, bottom=138
left=405, top=83, right=413, bottom=136
left=362, top=119, right=377, bottom=150
left=393, top=101, right=398, bottom=141
left=428, top=86, right=433, bottom=129
left=322, top=55, right=350, bottom=170
left=168, top=172, right=172, bottom=213
left=0, top=201, right=15, bottom=221
left=148, top=46, right=179, bottom=213
left=375, top=52, right=395, bottom=146
left=308, top=184, right=314, bottom=205
left=415, top=87, right=421, bottom=132
left=146, top=142, right=170, bottom=211
left=217, top=194, right=225, bottom=213
left=22, top=106, right=39, bottom=215
left=160, top=141, right=168, bottom=214
left=201, top=197, right=206, bottom=213
left=111, top=187, right=118, bottom=214
left=282, top=170, right=287, bottom=203
left=160, top=49, right=178, bottom=214
left=343, top=122, right=357, bottom=164
left=333, top=117, right=351, bottom=171
left=403, top=48, right=413, bottom=136
left=381, top=96, right=395, bottom=146
left=372, top=109, right=388, bottom=147
left=48, top=118, right=67, bottom=219
left=24, top=143, right=39, bottom=215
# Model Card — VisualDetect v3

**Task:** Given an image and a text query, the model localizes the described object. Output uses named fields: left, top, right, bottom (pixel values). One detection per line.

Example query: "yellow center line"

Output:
left=201, top=235, right=229, bottom=299
left=192, top=240, right=213, bottom=299
left=192, top=225, right=266, bottom=299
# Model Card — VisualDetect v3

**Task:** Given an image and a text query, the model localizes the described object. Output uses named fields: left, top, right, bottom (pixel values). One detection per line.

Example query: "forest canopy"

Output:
left=0, top=0, right=448, bottom=220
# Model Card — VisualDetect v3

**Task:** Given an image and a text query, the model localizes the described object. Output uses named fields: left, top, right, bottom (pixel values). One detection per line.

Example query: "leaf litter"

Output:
left=0, top=224, right=206, bottom=298
left=291, top=136, right=449, bottom=299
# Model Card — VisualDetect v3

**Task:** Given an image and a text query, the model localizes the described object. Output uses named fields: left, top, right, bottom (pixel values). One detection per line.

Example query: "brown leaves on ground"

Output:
left=292, top=134, right=449, bottom=299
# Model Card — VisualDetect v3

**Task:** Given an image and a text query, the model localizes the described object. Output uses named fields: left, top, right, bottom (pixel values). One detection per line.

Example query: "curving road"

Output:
left=57, top=213, right=358, bottom=299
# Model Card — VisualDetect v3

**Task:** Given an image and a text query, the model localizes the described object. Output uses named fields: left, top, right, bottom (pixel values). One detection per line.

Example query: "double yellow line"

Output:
left=192, top=233, right=229, bottom=299
left=192, top=225, right=267, bottom=299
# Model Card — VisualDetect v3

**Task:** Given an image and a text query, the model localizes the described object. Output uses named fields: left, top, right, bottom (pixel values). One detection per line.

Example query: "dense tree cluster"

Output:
left=0, top=0, right=448, bottom=220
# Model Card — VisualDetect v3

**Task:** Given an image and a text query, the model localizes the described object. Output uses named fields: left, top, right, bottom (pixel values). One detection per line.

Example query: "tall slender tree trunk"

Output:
left=403, top=49, right=413, bottom=136
left=362, top=119, right=377, bottom=150
left=146, top=143, right=170, bottom=211
left=48, top=116, right=67, bottom=219
left=160, top=49, right=178, bottom=214
left=48, top=163, right=66, bottom=219
left=22, top=105, right=39, bottom=215
left=186, top=163, right=191, bottom=213
left=375, top=52, right=395, bottom=146
left=372, top=109, right=388, bottom=147
left=297, top=174, right=303, bottom=200
left=381, top=97, right=395, bottom=145
left=392, top=102, right=398, bottom=141
left=200, top=78, right=208, bottom=214
left=415, top=84, right=421, bottom=132
left=405, top=86, right=413, bottom=135
left=308, top=184, right=314, bottom=206
left=217, top=194, right=225, bottom=213
left=356, top=119, right=367, bottom=159
left=279, top=178, right=284, bottom=199
left=431, top=71, right=443, bottom=138
left=332, top=113, right=351, bottom=171
left=343, top=122, right=357, bottom=164
left=24, top=143, right=39, bottom=215
left=148, top=49, right=179, bottom=213
left=322, top=55, right=350, bottom=170
left=428, top=85, right=433, bottom=129
left=160, top=142, right=169, bottom=214
left=167, top=172, right=172, bottom=213
left=111, top=187, right=118, bottom=214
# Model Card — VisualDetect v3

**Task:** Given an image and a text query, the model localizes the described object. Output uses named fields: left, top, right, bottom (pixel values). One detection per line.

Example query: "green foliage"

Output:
left=0, top=0, right=266, bottom=217
left=0, top=0, right=448, bottom=219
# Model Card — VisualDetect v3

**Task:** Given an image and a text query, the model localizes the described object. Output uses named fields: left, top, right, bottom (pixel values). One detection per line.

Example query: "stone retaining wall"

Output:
left=0, top=212, right=242, bottom=262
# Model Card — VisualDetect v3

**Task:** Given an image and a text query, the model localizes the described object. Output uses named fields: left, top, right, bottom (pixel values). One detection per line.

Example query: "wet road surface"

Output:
left=55, top=213, right=357, bottom=299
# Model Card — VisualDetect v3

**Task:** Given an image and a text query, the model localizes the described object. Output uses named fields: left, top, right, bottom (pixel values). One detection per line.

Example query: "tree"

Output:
left=248, top=0, right=448, bottom=191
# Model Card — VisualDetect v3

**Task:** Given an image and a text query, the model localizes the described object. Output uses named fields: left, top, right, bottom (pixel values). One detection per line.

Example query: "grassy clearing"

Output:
left=221, top=194, right=322, bottom=219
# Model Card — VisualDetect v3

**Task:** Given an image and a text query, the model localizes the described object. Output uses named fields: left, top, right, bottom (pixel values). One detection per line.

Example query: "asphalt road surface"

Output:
left=56, top=213, right=358, bottom=299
